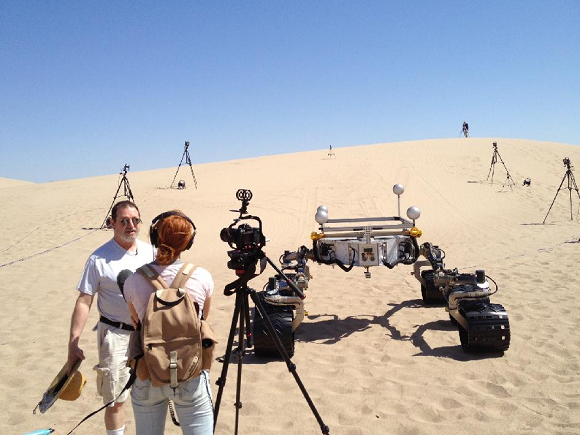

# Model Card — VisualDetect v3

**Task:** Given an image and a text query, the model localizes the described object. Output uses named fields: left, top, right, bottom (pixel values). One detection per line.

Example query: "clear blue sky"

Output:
left=1, top=1, right=579, bottom=183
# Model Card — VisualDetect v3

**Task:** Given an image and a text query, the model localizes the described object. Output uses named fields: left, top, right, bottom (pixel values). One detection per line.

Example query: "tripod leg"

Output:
left=565, top=171, right=580, bottom=220
left=233, top=293, right=252, bottom=435
left=486, top=157, right=493, bottom=180
left=543, top=172, right=568, bottom=224
left=123, top=176, right=135, bottom=203
left=570, top=173, right=580, bottom=200
left=170, top=150, right=187, bottom=188
left=249, top=287, right=330, bottom=434
left=213, top=295, right=242, bottom=427
left=185, top=150, right=199, bottom=189
left=101, top=177, right=126, bottom=228
left=487, top=153, right=496, bottom=182
left=496, top=152, right=514, bottom=188
left=244, top=298, right=253, bottom=348
left=571, top=173, right=580, bottom=220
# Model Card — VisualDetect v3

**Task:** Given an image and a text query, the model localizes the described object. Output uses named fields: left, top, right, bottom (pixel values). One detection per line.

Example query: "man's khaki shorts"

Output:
left=94, top=321, right=132, bottom=405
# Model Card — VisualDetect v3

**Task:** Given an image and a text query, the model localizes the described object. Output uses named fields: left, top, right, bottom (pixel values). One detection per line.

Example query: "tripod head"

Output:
left=220, top=189, right=306, bottom=300
left=120, top=164, right=130, bottom=175
left=492, top=142, right=498, bottom=150
left=563, top=157, right=572, bottom=171
left=221, top=189, right=267, bottom=291
left=184, top=141, right=190, bottom=150
left=221, top=190, right=265, bottom=250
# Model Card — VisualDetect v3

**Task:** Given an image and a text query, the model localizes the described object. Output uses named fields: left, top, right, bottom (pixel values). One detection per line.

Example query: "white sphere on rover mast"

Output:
left=315, top=206, right=329, bottom=224
left=393, top=184, right=405, bottom=195
left=406, top=206, right=421, bottom=220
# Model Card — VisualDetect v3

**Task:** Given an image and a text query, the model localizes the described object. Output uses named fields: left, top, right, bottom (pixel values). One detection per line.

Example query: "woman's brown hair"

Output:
left=151, top=211, right=195, bottom=265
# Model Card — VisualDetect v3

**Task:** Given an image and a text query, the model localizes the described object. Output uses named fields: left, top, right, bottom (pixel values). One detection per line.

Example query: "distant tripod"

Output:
left=486, top=142, right=515, bottom=190
left=170, top=141, right=198, bottom=189
left=101, top=164, right=135, bottom=228
left=327, top=145, right=335, bottom=158
left=543, top=158, right=580, bottom=224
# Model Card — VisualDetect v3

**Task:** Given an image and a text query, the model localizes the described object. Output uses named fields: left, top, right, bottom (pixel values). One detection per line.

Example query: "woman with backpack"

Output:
left=123, top=210, right=215, bottom=435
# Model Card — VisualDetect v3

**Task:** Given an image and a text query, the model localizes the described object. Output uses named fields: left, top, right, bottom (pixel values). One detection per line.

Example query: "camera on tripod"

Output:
left=220, top=189, right=266, bottom=272
left=214, top=190, right=328, bottom=435
left=120, top=164, right=130, bottom=174
left=563, top=157, right=571, bottom=168
left=220, top=224, right=262, bottom=250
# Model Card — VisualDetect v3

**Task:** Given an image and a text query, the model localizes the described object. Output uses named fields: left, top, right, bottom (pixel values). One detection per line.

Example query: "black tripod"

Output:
left=486, top=142, right=515, bottom=190
left=543, top=158, right=580, bottom=224
left=101, top=164, right=135, bottom=229
left=170, top=141, right=198, bottom=189
left=213, top=260, right=329, bottom=435
left=214, top=189, right=329, bottom=434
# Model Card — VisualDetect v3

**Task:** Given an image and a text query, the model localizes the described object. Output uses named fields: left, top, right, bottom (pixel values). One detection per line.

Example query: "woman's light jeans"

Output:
left=131, top=370, right=213, bottom=435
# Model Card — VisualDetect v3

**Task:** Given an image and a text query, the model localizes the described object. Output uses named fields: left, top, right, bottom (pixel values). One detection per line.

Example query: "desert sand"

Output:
left=1, top=138, right=579, bottom=434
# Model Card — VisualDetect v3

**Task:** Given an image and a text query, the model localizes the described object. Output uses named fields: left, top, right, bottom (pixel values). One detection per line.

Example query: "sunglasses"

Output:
left=119, top=217, right=142, bottom=226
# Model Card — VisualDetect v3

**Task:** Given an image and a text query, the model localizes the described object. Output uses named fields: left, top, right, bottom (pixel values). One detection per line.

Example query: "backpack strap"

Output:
left=136, top=264, right=169, bottom=291
left=138, top=263, right=197, bottom=306
left=170, top=263, right=196, bottom=290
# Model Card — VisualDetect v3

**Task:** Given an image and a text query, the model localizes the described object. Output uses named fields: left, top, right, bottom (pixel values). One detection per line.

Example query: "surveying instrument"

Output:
left=170, top=141, right=198, bottom=189
left=327, top=144, right=335, bottom=158
left=101, top=164, right=135, bottom=229
left=486, top=142, right=515, bottom=190
left=542, top=157, right=580, bottom=224
left=213, top=189, right=329, bottom=435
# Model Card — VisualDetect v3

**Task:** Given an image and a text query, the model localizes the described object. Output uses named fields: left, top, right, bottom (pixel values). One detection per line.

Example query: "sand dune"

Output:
left=1, top=138, right=579, bottom=434
left=0, top=177, right=35, bottom=189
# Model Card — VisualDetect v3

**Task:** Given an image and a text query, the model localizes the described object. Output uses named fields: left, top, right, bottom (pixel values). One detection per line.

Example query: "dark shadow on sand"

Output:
left=217, top=298, right=505, bottom=364
left=297, top=298, right=505, bottom=361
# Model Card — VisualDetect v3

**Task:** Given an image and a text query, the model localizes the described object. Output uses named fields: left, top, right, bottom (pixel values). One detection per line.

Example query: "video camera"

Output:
left=220, top=189, right=266, bottom=272
left=220, top=223, right=263, bottom=250
left=563, top=157, right=571, bottom=168
left=121, top=164, right=130, bottom=174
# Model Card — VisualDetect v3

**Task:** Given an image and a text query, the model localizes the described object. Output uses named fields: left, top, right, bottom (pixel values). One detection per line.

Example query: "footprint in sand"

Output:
left=441, top=397, right=463, bottom=409
left=483, top=381, right=511, bottom=398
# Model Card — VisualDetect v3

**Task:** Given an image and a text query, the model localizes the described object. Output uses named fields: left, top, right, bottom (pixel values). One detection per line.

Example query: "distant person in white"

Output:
left=68, top=200, right=154, bottom=435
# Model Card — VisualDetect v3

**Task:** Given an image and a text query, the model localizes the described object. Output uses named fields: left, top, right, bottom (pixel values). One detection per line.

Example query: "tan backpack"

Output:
left=137, top=262, right=203, bottom=388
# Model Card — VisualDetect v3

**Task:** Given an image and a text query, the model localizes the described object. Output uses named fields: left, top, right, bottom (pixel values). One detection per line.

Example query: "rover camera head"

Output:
left=315, top=206, right=329, bottom=225
left=407, top=206, right=421, bottom=221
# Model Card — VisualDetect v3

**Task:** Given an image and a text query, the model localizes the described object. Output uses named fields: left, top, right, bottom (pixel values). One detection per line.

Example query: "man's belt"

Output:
left=99, top=315, right=135, bottom=331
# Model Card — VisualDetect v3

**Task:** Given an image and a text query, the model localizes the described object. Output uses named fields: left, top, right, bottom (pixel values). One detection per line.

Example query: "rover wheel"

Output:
left=420, top=270, right=446, bottom=305
left=252, top=293, right=295, bottom=358
left=457, top=300, right=510, bottom=353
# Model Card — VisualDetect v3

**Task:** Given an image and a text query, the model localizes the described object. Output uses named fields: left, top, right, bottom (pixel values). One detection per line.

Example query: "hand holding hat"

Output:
left=33, top=358, right=86, bottom=414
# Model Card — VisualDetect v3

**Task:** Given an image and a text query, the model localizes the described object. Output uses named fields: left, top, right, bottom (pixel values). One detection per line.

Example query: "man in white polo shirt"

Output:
left=68, top=200, right=154, bottom=435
